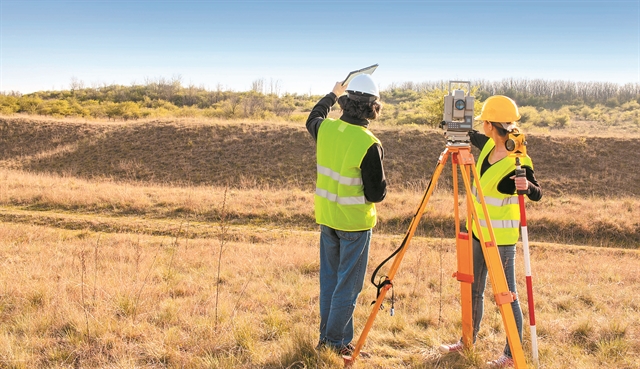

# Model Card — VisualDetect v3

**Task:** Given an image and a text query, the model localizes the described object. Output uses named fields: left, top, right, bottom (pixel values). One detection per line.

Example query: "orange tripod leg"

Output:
left=452, top=152, right=474, bottom=348
left=458, top=150, right=527, bottom=369
left=456, top=232, right=474, bottom=347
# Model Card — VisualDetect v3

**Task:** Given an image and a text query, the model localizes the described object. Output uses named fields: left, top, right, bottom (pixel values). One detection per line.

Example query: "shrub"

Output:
left=105, top=101, right=142, bottom=120
left=620, top=100, right=640, bottom=111
left=519, top=106, right=541, bottom=125
left=418, top=89, right=446, bottom=128
left=288, top=114, right=306, bottom=123
left=175, top=106, right=199, bottom=118
left=605, top=97, right=620, bottom=108
left=82, top=100, right=106, bottom=118
left=17, top=96, right=43, bottom=114
left=524, top=107, right=571, bottom=128
left=551, top=107, right=571, bottom=128
left=272, top=95, right=295, bottom=117
left=67, top=99, right=90, bottom=117
left=0, top=95, right=19, bottom=115
left=37, top=100, right=72, bottom=117
left=395, top=111, right=432, bottom=126
left=202, top=107, right=225, bottom=119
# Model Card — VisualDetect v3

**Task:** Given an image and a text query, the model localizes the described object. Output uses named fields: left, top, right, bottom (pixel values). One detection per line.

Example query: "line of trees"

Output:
left=386, top=79, right=640, bottom=108
left=1, top=77, right=640, bottom=126
left=380, top=79, right=640, bottom=127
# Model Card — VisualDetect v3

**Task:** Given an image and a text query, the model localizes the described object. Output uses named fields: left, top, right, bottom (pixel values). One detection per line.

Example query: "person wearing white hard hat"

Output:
left=439, top=95, right=542, bottom=368
left=306, top=74, right=386, bottom=357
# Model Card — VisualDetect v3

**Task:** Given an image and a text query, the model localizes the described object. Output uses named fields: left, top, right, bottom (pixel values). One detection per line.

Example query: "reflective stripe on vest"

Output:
left=317, top=164, right=363, bottom=186
left=315, top=188, right=365, bottom=205
left=314, top=119, right=380, bottom=231
left=478, top=219, right=521, bottom=229
left=471, top=138, right=533, bottom=245
left=471, top=187, right=520, bottom=207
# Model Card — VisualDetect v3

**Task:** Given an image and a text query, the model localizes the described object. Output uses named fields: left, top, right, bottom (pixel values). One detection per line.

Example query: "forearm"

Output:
left=497, top=167, right=542, bottom=201
left=306, top=92, right=338, bottom=140
left=524, top=169, right=542, bottom=201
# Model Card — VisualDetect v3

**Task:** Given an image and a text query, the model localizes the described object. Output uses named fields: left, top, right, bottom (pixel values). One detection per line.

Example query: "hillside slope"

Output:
left=1, top=117, right=637, bottom=198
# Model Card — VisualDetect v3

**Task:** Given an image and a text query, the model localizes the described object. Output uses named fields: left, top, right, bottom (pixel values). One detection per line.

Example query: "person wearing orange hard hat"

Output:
left=439, top=95, right=543, bottom=368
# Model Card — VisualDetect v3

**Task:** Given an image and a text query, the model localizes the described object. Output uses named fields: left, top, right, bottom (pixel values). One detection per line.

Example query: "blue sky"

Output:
left=1, top=0, right=639, bottom=95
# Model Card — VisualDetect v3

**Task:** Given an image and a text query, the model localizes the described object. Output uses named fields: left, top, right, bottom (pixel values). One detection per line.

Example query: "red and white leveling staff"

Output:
left=515, top=157, right=539, bottom=366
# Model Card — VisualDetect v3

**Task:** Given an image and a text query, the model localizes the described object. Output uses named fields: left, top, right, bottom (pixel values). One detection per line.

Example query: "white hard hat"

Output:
left=347, top=74, right=379, bottom=99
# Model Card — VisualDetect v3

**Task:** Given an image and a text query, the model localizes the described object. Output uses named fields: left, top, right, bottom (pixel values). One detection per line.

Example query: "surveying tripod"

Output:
left=343, top=144, right=527, bottom=368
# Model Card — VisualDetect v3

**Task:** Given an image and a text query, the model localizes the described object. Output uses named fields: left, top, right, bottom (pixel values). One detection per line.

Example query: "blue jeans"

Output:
left=318, top=225, right=371, bottom=348
left=472, top=238, right=523, bottom=358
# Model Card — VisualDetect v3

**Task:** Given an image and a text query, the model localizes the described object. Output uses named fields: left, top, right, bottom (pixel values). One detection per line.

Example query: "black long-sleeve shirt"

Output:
left=306, top=92, right=387, bottom=203
left=469, top=130, right=542, bottom=201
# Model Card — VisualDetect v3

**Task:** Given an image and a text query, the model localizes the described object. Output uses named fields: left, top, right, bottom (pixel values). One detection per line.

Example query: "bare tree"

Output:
left=69, top=76, right=85, bottom=95
left=251, top=78, right=265, bottom=94
left=243, top=92, right=265, bottom=117
left=226, top=95, right=241, bottom=118
left=268, top=78, right=281, bottom=96
left=185, top=83, right=198, bottom=106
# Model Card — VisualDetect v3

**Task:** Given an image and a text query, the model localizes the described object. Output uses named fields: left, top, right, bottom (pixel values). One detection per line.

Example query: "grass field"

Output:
left=0, top=116, right=638, bottom=368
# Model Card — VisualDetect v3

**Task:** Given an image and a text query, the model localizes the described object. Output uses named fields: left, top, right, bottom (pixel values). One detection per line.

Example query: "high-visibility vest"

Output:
left=471, top=139, right=533, bottom=245
left=315, top=118, right=380, bottom=231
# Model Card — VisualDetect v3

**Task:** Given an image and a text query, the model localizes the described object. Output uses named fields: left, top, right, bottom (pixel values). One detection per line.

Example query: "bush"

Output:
left=417, top=89, right=445, bottom=128
left=551, top=107, right=571, bottom=128
left=395, top=112, right=433, bottom=126
left=141, top=107, right=172, bottom=118
left=585, top=105, right=605, bottom=122
left=121, top=102, right=142, bottom=120
left=0, top=95, right=19, bottom=115
left=288, top=114, right=306, bottom=123
left=519, top=106, right=541, bottom=125
left=202, top=107, right=225, bottom=119
left=82, top=100, right=106, bottom=118
left=620, top=100, right=640, bottom=111
left=105, top=101, right=142, bottom=120
left=68, top=99, right=90, bottom=117
left=605, top=97, right=620, bottom=108
left=175, top=106, right=199, bottom=118
left=519, top=106, right=571, bottom=129
left=272, top=95, right=296, bottom=117
left=37, top=100, right=72, bottom=117
left=17, top=96, right=43, bottom=114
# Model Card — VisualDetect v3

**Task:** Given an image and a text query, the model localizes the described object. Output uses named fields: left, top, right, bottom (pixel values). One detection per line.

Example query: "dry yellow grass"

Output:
left=1, top=169, right=638, bottom=249
left=0, top=219, right=637, bottom=368
left=0, top=117, right=639, bottom=367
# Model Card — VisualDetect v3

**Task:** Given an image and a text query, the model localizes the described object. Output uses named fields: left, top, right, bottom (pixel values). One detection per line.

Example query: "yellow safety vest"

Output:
left=471, top=139, right=533, bottom=245
left=315, top=118, right=380, bottom=231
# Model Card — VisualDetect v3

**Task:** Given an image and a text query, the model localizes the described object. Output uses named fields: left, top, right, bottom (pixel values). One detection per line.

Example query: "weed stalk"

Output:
left=92, top=234, right=101, bottom=306
left=214, top=187, right=230, bottom=329
left=80, top=246, right=90, bottom=339
left=132, top=238, right=163, bottom=323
